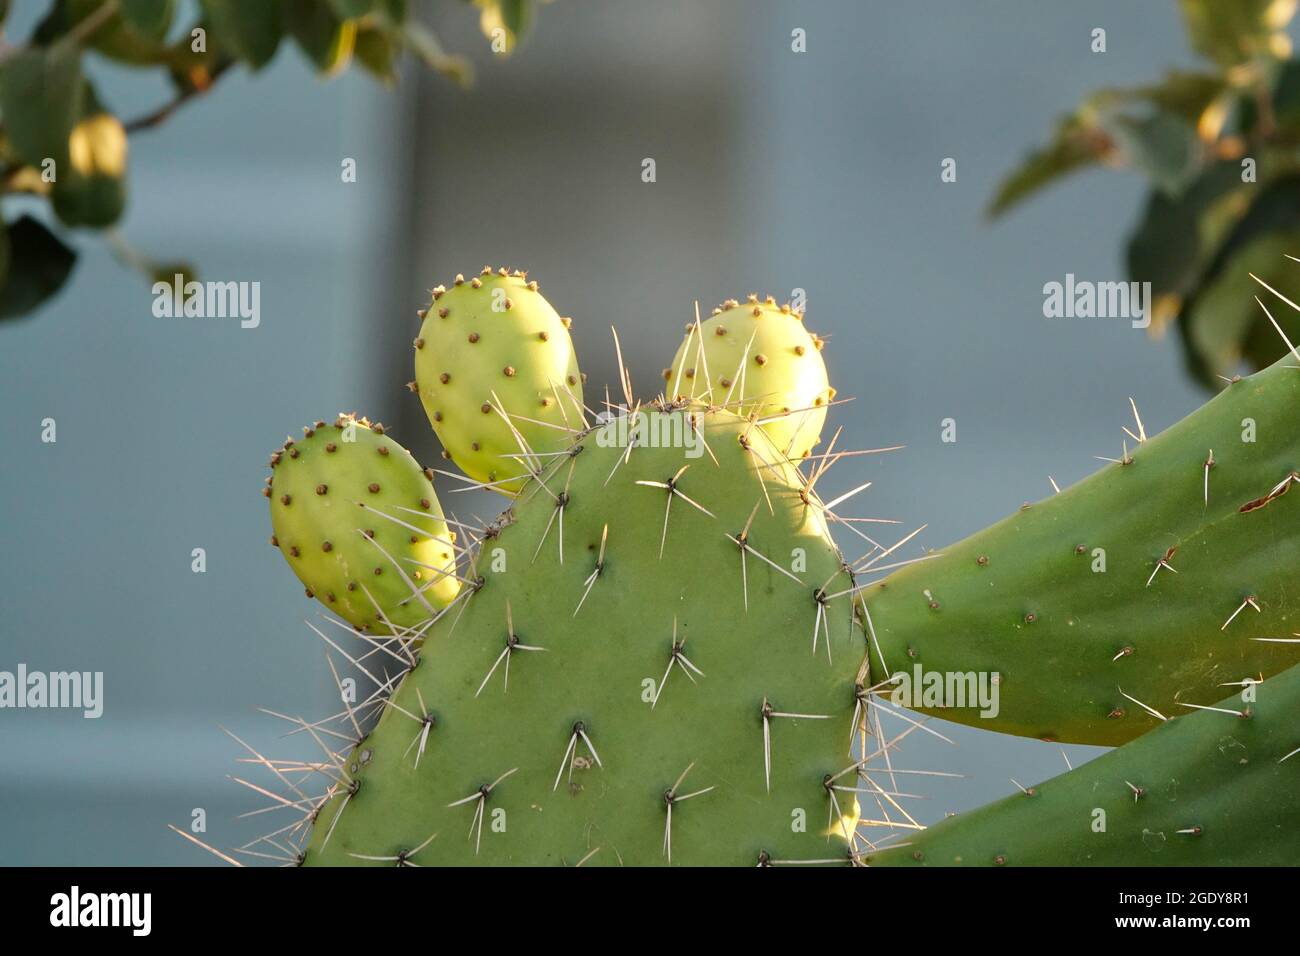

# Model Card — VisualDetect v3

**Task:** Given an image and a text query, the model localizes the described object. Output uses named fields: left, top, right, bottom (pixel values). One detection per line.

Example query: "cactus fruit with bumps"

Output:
left=220, top=267, right=1300, bottom=866
left=414, top=267, right=583, bottom=495
left=667, top=295, right=834, bottom=461
left=267, top=415, right=459, bottom=634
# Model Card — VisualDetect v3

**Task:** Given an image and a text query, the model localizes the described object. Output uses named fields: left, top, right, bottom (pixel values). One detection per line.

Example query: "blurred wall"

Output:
left=0, top=0, right=1240, bottom=863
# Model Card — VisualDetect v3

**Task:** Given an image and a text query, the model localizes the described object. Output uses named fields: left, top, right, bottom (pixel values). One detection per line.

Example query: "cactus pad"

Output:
left=301, top=406, right=871, bottom=866
left=868, top=662, right=1300, bottom=866
left=863, top=355, right=1300, bottom=746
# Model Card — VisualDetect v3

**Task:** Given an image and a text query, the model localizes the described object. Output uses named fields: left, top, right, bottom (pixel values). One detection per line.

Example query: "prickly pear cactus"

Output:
left=868, top=662, right=1300, bottom=867
left=666, top=296, right=833, bottom=460
left=863, top=354, right=1300, bottom=746
left=303, top=406, right=870, bottom=865
left=267, top=415, right=459, bottom=633
left=413, top=268, right=583, bottom=495
left=228, top=266, right=1300, bottom=869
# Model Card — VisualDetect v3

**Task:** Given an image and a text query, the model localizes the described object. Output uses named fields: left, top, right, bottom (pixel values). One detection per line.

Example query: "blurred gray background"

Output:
left=0, top=1, right=1233, bottom=863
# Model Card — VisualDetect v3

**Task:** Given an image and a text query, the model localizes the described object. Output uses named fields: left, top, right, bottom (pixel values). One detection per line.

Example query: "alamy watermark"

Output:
left=152, top=274, right=260, bottom=329
left=1043, top=274, right=1151, bottom=329
left=0, top=664, right=103, bottom=718
left=888, top=665, right=1000, bottom=718
left=594, top=410, right=703, bottom=458
left=50, top=886, right=150, bottom=936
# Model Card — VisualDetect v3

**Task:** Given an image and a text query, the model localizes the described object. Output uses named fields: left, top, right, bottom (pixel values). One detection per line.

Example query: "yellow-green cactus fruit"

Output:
left=267, top=415, right=460, bottom=633
left=414, top=268, right=583, bottom=495
left=666, top=295, right=833, bottom=460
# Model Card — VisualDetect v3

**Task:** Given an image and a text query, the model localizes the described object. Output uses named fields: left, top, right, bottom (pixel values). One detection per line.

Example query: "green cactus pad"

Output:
left=863, top=355, right=1300, bottom=746
left=414, top=268, right=583, bottom=496
left=268, top=415, right=459, bottom=633
left=301, top=406, right=871, bottom=866
left=867, top=662, right=1300, bottom=866
left=666, top=296, right=833, bottom=460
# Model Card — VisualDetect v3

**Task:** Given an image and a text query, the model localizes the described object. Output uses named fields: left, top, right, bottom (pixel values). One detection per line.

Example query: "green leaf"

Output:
left=31, top=0, right=175, bottom=66
left=119, top=0, right=172, bottom=33
left=1178, top=0, right=1295, bottom=67
left=31, top=1, right=76, bottom=42
left=497, top=0, right=533, bottom=39
left=327, top=0, right=378, bottom=17
left=1101, top=110, right=1204, bottom=197
left=1193, top=174, right=1300, bottom=280
left=1182, top=231, right=1300, bottom=384
left=354, top=24, right=398, bottom=83
left=93, top=13, right=176, bottom=64
left=1127, top=161, right=1247, bottom=301
left=0, top=216, right=77, bottom=320
left=1249, top=58, right=1300, bottom=134
left=1099, top=70, right=1226, bottom=124
left=986, top=112, right=1106, bottom=219
left=199, top=0, right=284, bottom=69
left=0, top=43, right=84, bottom=169
left=1175, top=175, right=1300, bottom=384
left=988, top=73, right=1229, bottom=219
left=286, top=0, right=355, bottom=74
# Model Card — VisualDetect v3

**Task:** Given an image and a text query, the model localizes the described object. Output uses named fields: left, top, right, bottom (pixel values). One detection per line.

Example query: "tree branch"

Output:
left=123, top=61, right=234, bottom=134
